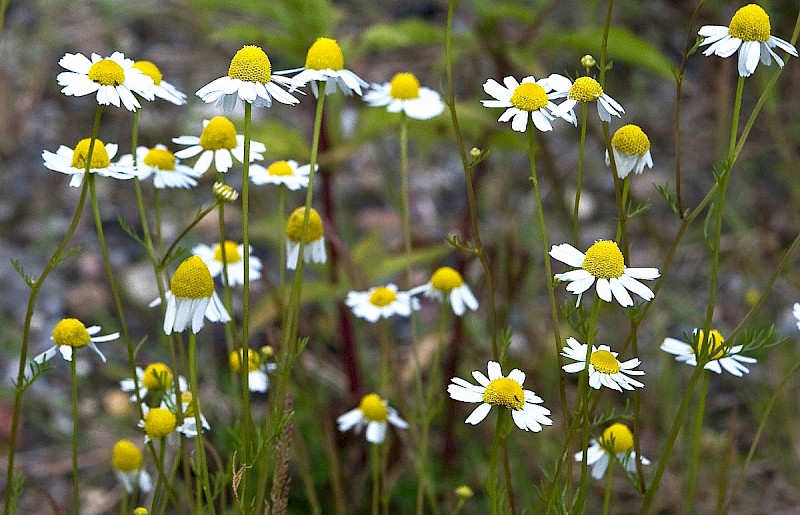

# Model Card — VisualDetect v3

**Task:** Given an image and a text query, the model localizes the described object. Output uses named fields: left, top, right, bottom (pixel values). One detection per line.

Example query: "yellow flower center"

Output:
left=601, top=423, right=634, bottom=453
left=170, top=256, right=214, bottom=299
left=305, top=37, right=344, bottom=71
left=431, top=267, right=464, bottom=293
left=285, top=207, right=324, bottom=243
left=483, top=376, right=525, bottom=410
left=389, top=72, right=421, bottom=100
left=199, top=116, right=238, bottom=151
left=142, top=362, right=173, bottom=391
left=143, top=407, right=177, bottom=439
left=87, top=59, right=125, bottom=86
left=590, top=349, right=621, bottom=374
left=227, top=45, right=272, bottom=83
left=112, top=439, right=143, bottom=472
left=358, top=393, right=389, bottom=422
left=229, top=347, right=262, bottom=373
left=213, top=241, right=242, bottom=263
left=509, top=82, right=548, bottom=112
left=71, top=138, right=110, bottom=169
left=180, top=391, right=197, bottom=417
left=52, top=318, right=91, bottom=348
left=582, top=240, right=625, bottom=279
left=143, top=147, right=176, bottom=171
left=134, top=508, right=149, bottom=515
left=695, top=329, right=726, bottom=359
left=268, top=160, right=294, bottom=176
left=369, top=287, right=397, bottom=307
left=568, top=76, right=603, bottom=102
left=133, top=60, right=163, bottom=85
left=612, top=124, right=650, bottom=156
left=728, top=4, right=771, bottom=42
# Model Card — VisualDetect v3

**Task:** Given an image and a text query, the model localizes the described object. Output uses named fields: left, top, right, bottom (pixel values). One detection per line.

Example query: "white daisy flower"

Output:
left=794, top=302, right=800, bottom=331
left=363, top=72, right=445, bottom=119
left=448, top=361, right=552, bottom=432
left=549, top=75, right=624, bottom=123
left=195, top=45, right=300, bottom=110
left=661, top=328, right=757, bottom=377
left=138, top=405, right=177, bottom=443
left=173, top=117, right=266, bottom=175
left=162, top=256, right=231, bottom=335
left=278, top=37, right=367, bottom=97
left=605, top=124, right=654, bottom=179
left=409, top=266, right=478, bottom=316
left=481, top=74, right=576, bottom=132
left=229, top=347, right=277, bottom=393
left=168, top=391, right=210, bottom=439
left=117, top=145, right=202, bottom=189
left=550, top=240, right=660, bottom=307
left=42, top=138, right=134, bottom=188
left=119, top=363, right=188, bottom=402
left=698, top=4, right=798, bottom=77
left=250, top=159, right=314, bottom=190
left=560, top=337, right=645, bottom=391
left=192, top=241, right=262, bottom=286
left=346, top=283, right=419, bottom=323
left=575, top=423, right=650, bottom=480
left=285, top=206, right=327, bottom=270
left=337, top=393, right=408, bottom=444
left=57, top=52, right=155, bottom=111
left=33, top=318, right=118, bottom=364
left=132, top=60, right=187, bottom=105
left=112, top=439, right=152, bottom=494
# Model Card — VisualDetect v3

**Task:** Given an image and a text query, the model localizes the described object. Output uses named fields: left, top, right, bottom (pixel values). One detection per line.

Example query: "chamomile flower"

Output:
left=550, top=241, right=660, bottom=307
left=346, top=283, right=419, bottom=323
left=162, top=256, right=230, bottom=335
left=33, top=318, right=118, bottom=364
left=118, top=145, right=202, bottom=189
left=285, top=206, right=327, bottom=270
left=363, top=72, right=445, bottom=119
left=132, top=60, right=187, bottom=105
left=409, top=266, right=478, bottom=316
left=112, top=439, right=152, bottom=494
left=481, top=74, right=575, bottom=132
left=250, top=159, right=314, bottom=190
left=698, top=4, right=798, bottom=77
left=337, top=393, right=408, bottom=444
left=192, top=241, right=262, bottom=286
left=575, top=423, right=650, bottom=480
left=448, top=361, right=552, bottom=432
left=550, top=75, right=624, bottom=123
left=560, top=337, right=645, bottom=391
left=42, top=138, right=134, bottom=187
left=119, top=363, right=188, bottom=402
left=229, top=347, right=277, bottom=393
left=605, top=124, right=654, bottom=179
left=57, top=52, right=154, bottom=111
left=793, top=302, right=800, bottom=331
left=173, top=117, right=266, bottom=175
left=196, top=45, right=300, bottom=110
left=661, top=328, right=757, bottom=377
left=170, top=391, right=210, bottom=438
left=138, top=405, right=176, bottom=443
left=279, top=37, right=367, bottom=97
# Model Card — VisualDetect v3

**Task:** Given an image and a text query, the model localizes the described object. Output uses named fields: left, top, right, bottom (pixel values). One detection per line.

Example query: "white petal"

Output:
left=464, top=403, right=492, bottom=425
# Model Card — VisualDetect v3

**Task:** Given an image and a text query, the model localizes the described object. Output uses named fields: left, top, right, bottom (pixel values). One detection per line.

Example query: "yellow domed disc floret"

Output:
left=359, top=393, right=389, bottom=422
left=213, top=241, right=242, bottom=264
left=71, top=138, right=110, bottom=169
left=568, top=76, right=603, bottom=102
left=582, top=240, right=625, bottom=280
left=142, top=362, right=173, bottom=391
left=612, top=125, right=650, bottom=156
left=483, top=377, right=525, bottom=411
left=228, top=45, right=272, bottom=83
left=143, top=407, right=177, bottom=439
left=285, top=207, right=324, bottom=243
left=590, top=349, right=621, bottom=374
left=431, top=267, right=464, bottom=293
left=229, top=347, right=262, bottom=373
left=112, top=439, right=143, bottom=472
left=305, top=37, right=344, bottom=71
left=267, top=160, right=294, bottom=176
left=88, top=59, right=125, bottom=86
left=143, top=147, right=176, bottom=171
left=170, top=256, right=214, bottom=299
left=510, top=82, right=548, bottom=112
left=369, top=287, right=397, bottom=307
left=52, top=318, right=91, bottom=348
left=389, top=73, right=421, bottom=100
left=133, top=61, right=163, bottom=85
left=601, top=422, right=634, bottom=453
left=199, top=117, right=238, bottom=151
left=695, top=329, right=726, bottom=359
left=728, top=4, right=771, bottom=42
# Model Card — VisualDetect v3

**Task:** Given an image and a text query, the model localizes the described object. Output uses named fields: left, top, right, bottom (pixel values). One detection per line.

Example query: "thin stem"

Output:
left=370, top=444, right=381, bottom=515
left=602, top=452, right=616, bottom=515
left=684, top=372, right=709, bottom=514
left=378, top=319, right=392, bottom=396
left=400, top=113, right=413, bottom=288
left=188, top=332, right=215, bottom=514
left=159, top=202, right=219, bottom=267
left=279, top=185, right=287, bottom=293
left=216, top=177, right=238, bottom=357
left=240, top=102, right=254, bottom=469
left=487, top=412, right=505, bottom=515
left=70, top=356, right=80, bottom=515
left=576, top=299, right=602, bottom=510
left=572, top=106, right=589, bottom=244
left=502, top=437, right=518, bottom=515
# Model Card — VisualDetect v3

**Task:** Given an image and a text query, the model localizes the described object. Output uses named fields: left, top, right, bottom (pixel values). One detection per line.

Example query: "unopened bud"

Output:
left=581, top=54, right=596, bottom=69
left=213, top=181, right=239, bottom=203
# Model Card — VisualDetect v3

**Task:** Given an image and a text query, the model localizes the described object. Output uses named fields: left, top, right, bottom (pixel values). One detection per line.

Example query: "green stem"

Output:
left=378, top=319, right=392, bottom=396
left=70, top=355, right=80, bottom=515
left=400, top=113, right=413, bottom=288
left=576, top=299, right=602, bottom=510
left=159, top=202, right=219, bottom=267
left=240, top=102, right=254, bottom=468
left=188, top=332, right=215, bottom=513
left=279, top=185, right=287, bottom=294
left=215, top=176, right=238, bottom=355
left=370, top=444, right=381, bottom=515
left=602, top=451, right=616, bottom=515
left=572, top=106, right=589, bottom=244
left=684, top=372, right=709, bottom=514
left=487, top=411, right=508, bottom=515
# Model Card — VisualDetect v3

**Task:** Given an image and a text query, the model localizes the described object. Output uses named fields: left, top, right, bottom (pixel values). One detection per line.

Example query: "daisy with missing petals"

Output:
left=560, top=337, right=644, bottom=391
left=337, top=393, right=408, bottom=444
left=661, top=328, right=756, bottom=376
left=448, top=361, right=552, bottom=432
left=138, top=405, right=177, bottom=443
left=173, top=117, right=266, bottom=175
left=279, top=37, right=367, bottom=97
left=409, top=266, right=478, bottom=316
left=699, top=4, right=798, bottom=77
left=170, top=391, right=211, bottom=438
left=192, top=241, right=262, bottom=286
left=57, top=51, right=154, bottom=111
left=606, top=124, right=653, bottom=179
left=250, top=159, right=314, bottom=190
left=346, top=283, right=419, bottom=323
left=575, top=423, right=650, bottom=480
left=196, top=45, right=300, bottom=110
left=229, top=347, right=277, bottom=393
left=285, top=207, right=327, bottom=270
left=549, top=75, right=624, bottom=123
left=43, top=138, right=134, bottom=187
left=112, top=439, right=152, bottom=494
left=33, top=318, right=118, bottom=364
left=363, top=72, right=445, bottom=119
left=133, top=60, right=187, bottom=105
left=119, top=362, right=187, bottom=402
left=481, top=74, right=575, bottom=132
left=550, top=240, right=660, bottom=307
left=162, top=256, right=230, bottom=335
left=118, top=145, right=202, bottom=189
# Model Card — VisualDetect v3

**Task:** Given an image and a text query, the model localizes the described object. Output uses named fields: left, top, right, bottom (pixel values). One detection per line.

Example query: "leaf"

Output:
left=11, top=259, right=36, bottom=287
